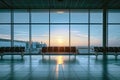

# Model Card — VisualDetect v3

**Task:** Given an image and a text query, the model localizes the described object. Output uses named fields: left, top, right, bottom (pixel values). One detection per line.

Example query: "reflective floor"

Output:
left=0, top=55, right=120, bottom=80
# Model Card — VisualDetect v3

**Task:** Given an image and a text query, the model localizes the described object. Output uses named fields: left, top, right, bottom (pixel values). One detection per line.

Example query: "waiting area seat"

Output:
left=41, top=46, right=78, bottom=55
left=93, top=47, right=120, bottom=58
left=0, top=47, right=25, bottom=59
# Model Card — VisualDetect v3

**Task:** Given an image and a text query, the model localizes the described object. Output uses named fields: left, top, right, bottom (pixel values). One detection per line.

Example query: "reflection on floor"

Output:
left=0, top=55, right=120, bottom=80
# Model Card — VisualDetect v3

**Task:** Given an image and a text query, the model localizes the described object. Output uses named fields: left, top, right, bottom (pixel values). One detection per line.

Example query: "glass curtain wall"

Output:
left=108, top=10, right=120, bottom=47
left=51, top=25, right=69, bottom=47
left=0, top=9, right=106, bottom=54
left=14, top=10, right=29, bottom=54
left=90, top=10, right=103, bottom=53
left=50, top=9, right=69, bottom=47
left=0, top=25, right=11, bottom=47
left=31, top=25, right=49, bottom=54
left=71, top=10, right=88, bottom=54
left=0, top=10, right=11, bottom=47
left=31, top=9, right=49, bottom=54
left=14, top=25, right=29, bottom=53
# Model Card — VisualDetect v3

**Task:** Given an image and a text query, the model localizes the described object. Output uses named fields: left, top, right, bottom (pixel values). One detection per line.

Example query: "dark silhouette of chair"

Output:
left=108, top=47, right=114, bottom=52
left=42, top=47, right=47, bottom=53
left=41, top=46, right=77, bottom=56
left=93, top=47, right=120, bottom=59
left=59, top=47, right=64, bottom=52
left=54, top=47, right=58, bottom=52
left=10, top=47, right=15, bottom=52
left=0, top=47, right=25, bottom=59
left=65, top=47, right=70, bottom=52
left=71, top=47, right=76, bottom=53
left=48, top=47, right=53, bottom=52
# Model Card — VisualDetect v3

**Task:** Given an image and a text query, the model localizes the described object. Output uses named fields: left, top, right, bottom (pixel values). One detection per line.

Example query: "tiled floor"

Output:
left=0, top=55, right=120, bottom=80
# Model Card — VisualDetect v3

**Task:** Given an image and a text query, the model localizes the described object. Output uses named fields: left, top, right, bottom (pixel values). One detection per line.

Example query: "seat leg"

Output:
left=95, top=52, right=98, bottom=59
left=115, top=53, right=118, bottom=60
left=75, top=52, right=76, bottom=59
left=21, top=52, right=24, bottom=60
left=1, top=55, right=3, bottom=60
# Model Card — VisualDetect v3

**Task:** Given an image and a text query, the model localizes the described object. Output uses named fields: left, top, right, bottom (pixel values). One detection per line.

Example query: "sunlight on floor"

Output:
left=57, top=56, right=64, bottom=65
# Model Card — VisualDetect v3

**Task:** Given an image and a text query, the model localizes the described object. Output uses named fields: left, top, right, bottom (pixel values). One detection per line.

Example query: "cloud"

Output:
left=14, top=31, right=29, bottom=36
left=15, top=33, right=28, bottom=36
left=0, top=34, right=10, bottom=39
left=75, top=34, right=88, bottom=38
left=15, top=31, right=28, bottom=34
left=32, top=34, right=48, bottom=37
left=71, top=30, right=88, bottom=38
left=40, top=35, right=49, bottom=37
left=71, top=30, right=80, bottom=33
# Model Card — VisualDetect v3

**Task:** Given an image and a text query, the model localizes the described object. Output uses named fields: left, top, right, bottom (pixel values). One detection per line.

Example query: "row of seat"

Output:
left=94, top=47, right=120, bottom=52
left=41, top=46, right=77, bottom=54
left=93, top=47, right=120, bottom=59
left=0, top=47, right=25, bottom=52
left=0, top=47, right=25, bottom=59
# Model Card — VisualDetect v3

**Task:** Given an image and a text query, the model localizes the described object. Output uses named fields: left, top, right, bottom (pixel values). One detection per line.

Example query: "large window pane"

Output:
left=71, top=10, right=88, bottom=23
left=14, top=10, right=29, bottom=23
left=90, top=10, right=103, bottom=23
left=31, top=9, right=49, bottom=23
left=50, top=9, right=69, bottom=23
left=90, top=25, right=102, bottom=53
left=71, top=25, right=88, bottom=54
left=0, top=25, right=11, bottom=47
left=51, top=25, right=69, bottom=46
left=14, top=25, right=29, bottom=53
left=0, top=9, right=11, bottom=23
left=108, top=10, right=120, bottom=23
left=108, top=25, right=120, bottom=46
left=32, top=25, right=49, bottom=54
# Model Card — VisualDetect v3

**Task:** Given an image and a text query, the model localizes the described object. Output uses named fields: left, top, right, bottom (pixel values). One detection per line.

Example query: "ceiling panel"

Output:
left=0, top=1, right=6, bottom=8
left=0, top=0, right=120, bottom=9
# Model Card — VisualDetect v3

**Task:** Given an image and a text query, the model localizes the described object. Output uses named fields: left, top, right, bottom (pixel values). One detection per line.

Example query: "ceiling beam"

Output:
left=0, top=0, right=120, bottom=9
left=0, top=0, right=12, bottom=9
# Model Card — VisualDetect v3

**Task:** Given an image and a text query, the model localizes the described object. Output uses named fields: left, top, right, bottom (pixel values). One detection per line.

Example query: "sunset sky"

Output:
left=0, top=9, right=120, bottom=47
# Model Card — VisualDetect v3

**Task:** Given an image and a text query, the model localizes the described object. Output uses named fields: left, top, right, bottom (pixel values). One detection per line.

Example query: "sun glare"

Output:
left=57, top=38, right=64, bottom=44
left=57, top=56, right=63, bottom=64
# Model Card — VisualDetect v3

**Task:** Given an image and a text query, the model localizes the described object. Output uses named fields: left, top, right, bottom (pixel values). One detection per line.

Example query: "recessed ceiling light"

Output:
left=58, top=0, right=63, bottom=2
left=57, top=11, right=64, bottom=14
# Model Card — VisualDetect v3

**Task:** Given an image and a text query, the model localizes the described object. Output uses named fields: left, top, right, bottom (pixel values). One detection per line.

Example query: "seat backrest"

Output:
left=42, top=47, right=47, bottom=53
left=21, top=47, right=25, bottom=52
left=59, top=47, right=64, bottom=52
left=94, top=47, right=98, bottom=52
left=48, top=47, right=53, bottom=52
left=99, top=47, right=104, bottom=52
left=65, top=47, right=70, bottom=52
left=0, top=47, right=4, bottom=52
left=14, top=47, right=19, bottom=52
left=118, top=47, right=120, bottom=52
left=70, top=47, right=76, bottom=52
left=108, top=47, right=114, bottom=52
left=4, top=47, right=10, bottom=52
left=54, top=47, right=58, bottom=52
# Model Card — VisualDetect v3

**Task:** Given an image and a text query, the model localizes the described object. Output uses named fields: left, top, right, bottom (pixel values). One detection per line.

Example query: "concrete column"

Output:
left=103, top=8, right=108, bottom=55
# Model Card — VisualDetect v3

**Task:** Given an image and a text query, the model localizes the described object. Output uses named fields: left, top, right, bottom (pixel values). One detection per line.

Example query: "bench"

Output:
left=41, top=46, right=78, bottom=55
left=0, top=47, right=25, bottom=59
left=93, top=47, right=120, bottom=58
